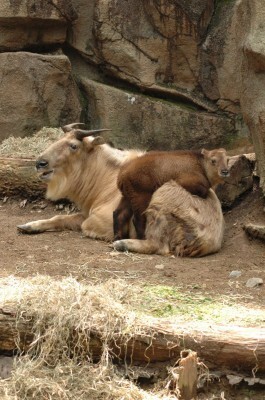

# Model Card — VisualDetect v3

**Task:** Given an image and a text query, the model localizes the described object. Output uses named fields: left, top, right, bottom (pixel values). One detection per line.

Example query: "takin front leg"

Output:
left=113, top=238, right=170, bottom=255
left=81, top=206, right=114, bottom=241
left=17, top=213, right=85, bottom=234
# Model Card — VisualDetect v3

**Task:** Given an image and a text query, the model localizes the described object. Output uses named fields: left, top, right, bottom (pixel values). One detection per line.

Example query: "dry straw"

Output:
left=0, top=276, right=172, bottom=400
left=0, top=128, right=63, bottom=158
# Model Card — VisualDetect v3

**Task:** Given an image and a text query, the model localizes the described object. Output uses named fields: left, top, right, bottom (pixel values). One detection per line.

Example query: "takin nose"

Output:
left=220, top=169, right=230, bottom=177
left=36, top=159, right=48, bottom=170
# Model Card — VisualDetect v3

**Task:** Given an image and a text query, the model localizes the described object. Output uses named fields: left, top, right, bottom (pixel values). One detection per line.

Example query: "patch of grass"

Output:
left=135, top=285, right=265, bottom=326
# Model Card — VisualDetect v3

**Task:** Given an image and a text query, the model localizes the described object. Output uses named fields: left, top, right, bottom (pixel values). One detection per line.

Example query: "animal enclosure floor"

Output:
left=0, top=190, right=265, bottom=399
left=0, top=189, right=264, bottom=313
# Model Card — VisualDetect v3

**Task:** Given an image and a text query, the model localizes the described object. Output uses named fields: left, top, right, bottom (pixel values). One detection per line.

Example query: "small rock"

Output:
left=0, top=356, right=14, bottom=379
left=19, top=199, right=27, bottom=208
left=227, top=374, right=243, bottom=385
left=155, top=264, right=165, bottom=270
left=229, top=270, right=242, bottom=279
left=246, top=278, right=263, bottom=288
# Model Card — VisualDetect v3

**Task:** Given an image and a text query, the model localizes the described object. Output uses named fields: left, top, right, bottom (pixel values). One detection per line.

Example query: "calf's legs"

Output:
left=113, top=196, right=133, bottom=240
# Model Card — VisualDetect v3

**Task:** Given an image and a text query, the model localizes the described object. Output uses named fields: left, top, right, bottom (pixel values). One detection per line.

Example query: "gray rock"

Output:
left=0, top=356, right=14, bottom=379
left=155, top=264, right=165, bottom=270
left=229, top=270, right=242, bottom=279
left=246, top=278, right=263, bottom=288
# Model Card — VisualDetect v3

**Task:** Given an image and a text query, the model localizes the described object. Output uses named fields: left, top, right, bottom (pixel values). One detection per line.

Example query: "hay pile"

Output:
left=0, top=276, right=172, bottom=400
left=0, top=128, right=63, bottom=158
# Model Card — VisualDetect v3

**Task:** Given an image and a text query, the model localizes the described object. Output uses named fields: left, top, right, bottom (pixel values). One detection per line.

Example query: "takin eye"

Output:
left=211, top=158, right=217, bottom=165
left=69, top=143, right=78, bottom=151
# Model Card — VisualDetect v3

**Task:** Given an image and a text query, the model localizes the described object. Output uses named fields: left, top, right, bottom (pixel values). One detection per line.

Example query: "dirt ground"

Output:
left=0, top=189, right=265, bottom=399
left=0, top=189, right=264, bottom=307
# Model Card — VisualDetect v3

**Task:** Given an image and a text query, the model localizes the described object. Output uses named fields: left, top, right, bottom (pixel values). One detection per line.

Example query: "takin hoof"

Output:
left=17, top=224, right=42, bottom=234
left=112, top=240, right=128, bottom=252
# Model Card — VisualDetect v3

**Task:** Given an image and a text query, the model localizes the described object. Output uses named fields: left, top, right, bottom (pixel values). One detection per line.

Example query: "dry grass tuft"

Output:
left=0, top=276, right=171, bottom=400
left=0, top=128, right=63, bottom=158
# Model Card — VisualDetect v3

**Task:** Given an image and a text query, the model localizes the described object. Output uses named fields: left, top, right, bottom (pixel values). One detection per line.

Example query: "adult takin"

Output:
left=113, top=148, right=229, bottom=240
left=17, top=123, right=144, bottom=240
left=113, top=180, right=225, bottom=257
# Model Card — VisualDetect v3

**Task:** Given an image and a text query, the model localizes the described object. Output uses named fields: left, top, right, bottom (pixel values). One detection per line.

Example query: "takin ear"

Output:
left=201, top=148, right=207, bottom=156
left=91, top=136, right=106, bottom=147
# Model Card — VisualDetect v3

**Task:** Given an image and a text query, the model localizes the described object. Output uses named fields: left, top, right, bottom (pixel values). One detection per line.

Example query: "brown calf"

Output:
left=113, top=181, right=225, bottom=257
left=114, top=148, right=229, bottom=240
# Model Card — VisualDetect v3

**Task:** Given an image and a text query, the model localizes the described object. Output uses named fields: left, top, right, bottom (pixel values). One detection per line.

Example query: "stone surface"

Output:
left=0, top=0, right=75, bottom=20
left=199, top=1, right=243, bottom=112
left=81, top=78, right=235, bottom=151
left=0, top=356, right=13, bottom=379
left=246, top=278, right=263, bottom=288
left=0, top=52, right=81, bottom=139
left=0, top=0, right=77, bottom=50
left=240, top=0, right=265, bottom=194
left=229, top=271, right=242, bottom=279
left=69, top=0, right=214, bottom=92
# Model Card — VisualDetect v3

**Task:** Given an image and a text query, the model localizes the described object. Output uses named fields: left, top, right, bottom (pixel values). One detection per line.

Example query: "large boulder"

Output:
left=240, top=0, right=265, bottom=194
left=69, top=0, right=214, bottom=93
left=199, top=1, right=244, bottom=114
left=0, top=0, right=77, bottom=50
left=81, top=78, right=235, bottom=151
left=0, top=52, right=81, bottom=139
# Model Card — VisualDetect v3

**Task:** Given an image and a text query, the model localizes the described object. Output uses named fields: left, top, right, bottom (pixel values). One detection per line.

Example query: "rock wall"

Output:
left=0, top=0, right=264, bottom=191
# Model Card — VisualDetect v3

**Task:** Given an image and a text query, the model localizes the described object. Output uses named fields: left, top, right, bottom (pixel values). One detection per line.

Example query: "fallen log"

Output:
left=244, top=223, right=265, bottom=242
left=0, top=157, right=45, bottom=198
left=0, top=307, right=264, bottom=374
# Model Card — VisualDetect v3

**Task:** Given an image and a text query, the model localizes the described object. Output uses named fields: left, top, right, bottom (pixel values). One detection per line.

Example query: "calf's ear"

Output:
left=201, top=148, right=208, bottom=157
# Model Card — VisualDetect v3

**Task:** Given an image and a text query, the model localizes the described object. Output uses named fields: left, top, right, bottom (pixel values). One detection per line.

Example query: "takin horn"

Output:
left=62, top=123, right=86, bottom=132
left=74, top=129, right=111, bottom=141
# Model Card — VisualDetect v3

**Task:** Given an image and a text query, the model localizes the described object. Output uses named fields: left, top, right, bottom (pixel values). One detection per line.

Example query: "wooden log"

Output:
left=170, top=350, right=198, bottom=400
left=244, top=223, right=265, bottom=242
left=0, top=308, right=264, bottom=374
left=216, top=153, right=256, bottom=207
left=0, top=157, right=45, bottom=198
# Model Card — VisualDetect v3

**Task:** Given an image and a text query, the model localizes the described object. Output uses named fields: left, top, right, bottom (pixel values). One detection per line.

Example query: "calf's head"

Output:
left=36, top=123, right=109, bottom=200
left=201, top=148, right=230, bottom=183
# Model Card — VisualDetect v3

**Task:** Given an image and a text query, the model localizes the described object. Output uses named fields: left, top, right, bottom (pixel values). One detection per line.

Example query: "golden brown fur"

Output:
left=113, top=181, right=225, bottom=257
left=17, top=129, right=144, bottom=240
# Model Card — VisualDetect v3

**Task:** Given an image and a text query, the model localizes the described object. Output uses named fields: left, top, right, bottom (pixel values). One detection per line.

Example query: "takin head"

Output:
left=35, top=122, right=110, bottom=201
left=201, top=148, right=230, bottom=186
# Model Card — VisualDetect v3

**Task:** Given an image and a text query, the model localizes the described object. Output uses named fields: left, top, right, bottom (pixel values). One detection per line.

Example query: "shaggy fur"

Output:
left=17, top=130, right=144, bottom=241
left=113, top=181, right=225, bottom=257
